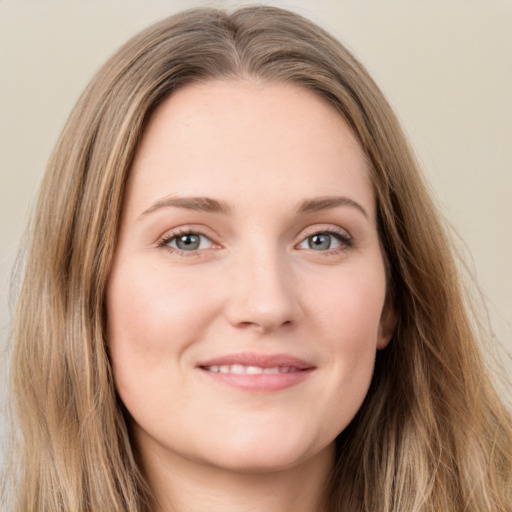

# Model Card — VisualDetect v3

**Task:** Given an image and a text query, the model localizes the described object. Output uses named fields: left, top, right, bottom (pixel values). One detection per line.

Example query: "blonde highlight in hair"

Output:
left=3, top=6, right=511, bottom=511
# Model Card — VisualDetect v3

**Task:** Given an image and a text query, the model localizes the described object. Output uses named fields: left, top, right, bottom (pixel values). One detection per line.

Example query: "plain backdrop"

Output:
left=1, top=0, right=511, bottom=464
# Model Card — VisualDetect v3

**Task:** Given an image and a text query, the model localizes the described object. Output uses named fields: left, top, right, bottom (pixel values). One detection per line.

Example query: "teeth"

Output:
left=246, top=366, right=263, bottom=375
left=231, top=364, right=245, bottom=374
left=204, top=365, right=300, bottom=374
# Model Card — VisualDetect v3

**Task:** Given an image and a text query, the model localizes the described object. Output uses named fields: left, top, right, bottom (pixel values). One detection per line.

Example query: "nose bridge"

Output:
left=225, top=235, right=299, bottom=332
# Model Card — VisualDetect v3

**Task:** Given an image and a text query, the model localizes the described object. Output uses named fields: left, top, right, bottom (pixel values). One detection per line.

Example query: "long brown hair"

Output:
left=4, top=6, right=511, bottom=511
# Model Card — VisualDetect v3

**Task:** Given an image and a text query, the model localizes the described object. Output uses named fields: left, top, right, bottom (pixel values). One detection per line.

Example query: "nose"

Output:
left=224, top=245, right=302, bottom=334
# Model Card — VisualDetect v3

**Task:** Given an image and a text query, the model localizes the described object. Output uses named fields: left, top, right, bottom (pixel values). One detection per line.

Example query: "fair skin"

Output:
left=107, top=80, right=395, bottom=512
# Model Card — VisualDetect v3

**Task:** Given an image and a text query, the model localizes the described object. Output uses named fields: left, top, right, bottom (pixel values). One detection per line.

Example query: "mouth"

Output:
left=196, top=352, right=315, bottom=392
left=201, top=364, right=304, bottom=374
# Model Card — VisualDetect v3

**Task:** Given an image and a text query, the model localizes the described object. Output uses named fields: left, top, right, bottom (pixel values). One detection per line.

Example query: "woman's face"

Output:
left=107, top=80, right=394, bottom=474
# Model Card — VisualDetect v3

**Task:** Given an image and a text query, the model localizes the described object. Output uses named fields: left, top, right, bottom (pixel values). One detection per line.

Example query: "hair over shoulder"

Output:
left=3, top=5, right=511, bottom=512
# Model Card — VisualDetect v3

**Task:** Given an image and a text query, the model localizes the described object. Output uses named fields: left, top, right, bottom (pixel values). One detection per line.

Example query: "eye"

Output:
left=161, top=232, right=214, bottom=252
left=297, top=231, right=351, bottom=251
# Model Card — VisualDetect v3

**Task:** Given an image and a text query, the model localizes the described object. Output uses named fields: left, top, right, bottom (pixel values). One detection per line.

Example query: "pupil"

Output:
left=177, top=234, right=200, bottom=250
left=309, top=234, right=331, bottom=250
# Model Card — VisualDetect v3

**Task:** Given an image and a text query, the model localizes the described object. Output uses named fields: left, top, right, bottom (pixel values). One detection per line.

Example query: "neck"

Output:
left=138, top=442, right=335, bottom=512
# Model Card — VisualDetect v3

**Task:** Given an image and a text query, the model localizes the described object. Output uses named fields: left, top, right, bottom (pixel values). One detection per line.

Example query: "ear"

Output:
left=377, top=300, right=397, bottom=350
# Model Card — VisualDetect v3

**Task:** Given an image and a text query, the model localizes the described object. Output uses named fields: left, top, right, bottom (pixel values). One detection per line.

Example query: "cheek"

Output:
left=107, top=260, right=216, bottom=350
left=305, top=265, right=386, bottom=430
left=333, top=270, right=386, bottom=377
left=314, top=263, right=387, bottom=346
left=105, top=261, right=224, bottom=432
left=105, top=260, right=220, bottom=401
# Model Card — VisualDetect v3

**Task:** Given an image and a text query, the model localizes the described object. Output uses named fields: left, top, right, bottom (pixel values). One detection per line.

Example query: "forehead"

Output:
left=125, top=80, right=374, bottom=219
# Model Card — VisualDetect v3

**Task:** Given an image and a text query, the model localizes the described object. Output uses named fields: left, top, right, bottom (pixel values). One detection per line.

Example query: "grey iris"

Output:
left=308, top=234, right=331, bottom=250
left=176, top=234, right=201, bottom=250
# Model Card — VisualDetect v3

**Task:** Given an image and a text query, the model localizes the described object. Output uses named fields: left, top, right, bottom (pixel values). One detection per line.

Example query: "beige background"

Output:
left=1, top=0, right=511, bottom=453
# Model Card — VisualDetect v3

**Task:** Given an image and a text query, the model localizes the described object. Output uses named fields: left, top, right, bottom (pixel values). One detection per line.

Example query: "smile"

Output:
left=197, top=353, right=315, bottom=392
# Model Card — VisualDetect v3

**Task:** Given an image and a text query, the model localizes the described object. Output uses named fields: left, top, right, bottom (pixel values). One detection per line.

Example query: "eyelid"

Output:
left=295, top=225, right=353, bottom=251
left=298, top=224, right=352, bottom=241
left=157, top=225, right=221, bottom=255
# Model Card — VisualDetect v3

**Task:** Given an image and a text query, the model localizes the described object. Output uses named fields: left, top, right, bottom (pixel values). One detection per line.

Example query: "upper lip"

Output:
left=197, top=352, right=314, bottom=370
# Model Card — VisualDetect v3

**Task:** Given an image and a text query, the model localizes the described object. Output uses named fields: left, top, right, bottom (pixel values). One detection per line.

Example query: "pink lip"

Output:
left=197, top=352, right=313, bottom=369
left=196, top=352, right=316, bottom=392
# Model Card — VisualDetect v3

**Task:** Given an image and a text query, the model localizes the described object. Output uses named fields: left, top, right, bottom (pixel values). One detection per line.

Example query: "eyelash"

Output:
left=296, top=228, right=353, bottom=256
left=158, top=228, right=216, bottom=257
left=157, top=227, right=353, bottom=256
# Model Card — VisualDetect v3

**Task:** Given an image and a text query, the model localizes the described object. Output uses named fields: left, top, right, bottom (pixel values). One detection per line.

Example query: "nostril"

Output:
left=234, top=318, right=294, bottom=334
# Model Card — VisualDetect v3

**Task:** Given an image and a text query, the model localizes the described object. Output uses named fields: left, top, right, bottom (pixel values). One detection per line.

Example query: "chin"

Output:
left=198, top=433, right=334, bottom=475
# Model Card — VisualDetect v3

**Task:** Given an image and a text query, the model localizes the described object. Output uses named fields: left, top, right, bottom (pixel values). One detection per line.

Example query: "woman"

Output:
left=3, top=5, right=511, bottom=511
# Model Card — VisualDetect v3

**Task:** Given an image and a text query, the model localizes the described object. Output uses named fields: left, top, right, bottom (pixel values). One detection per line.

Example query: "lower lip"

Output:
left=198, top=368, right=314, bottom=392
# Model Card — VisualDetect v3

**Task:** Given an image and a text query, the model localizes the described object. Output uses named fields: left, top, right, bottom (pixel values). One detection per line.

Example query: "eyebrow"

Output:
left=297, top=196, right=368, bottom=218
left=139, top=194, right=368, bottom=219
left=139, top=196, right=231, bottom=218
